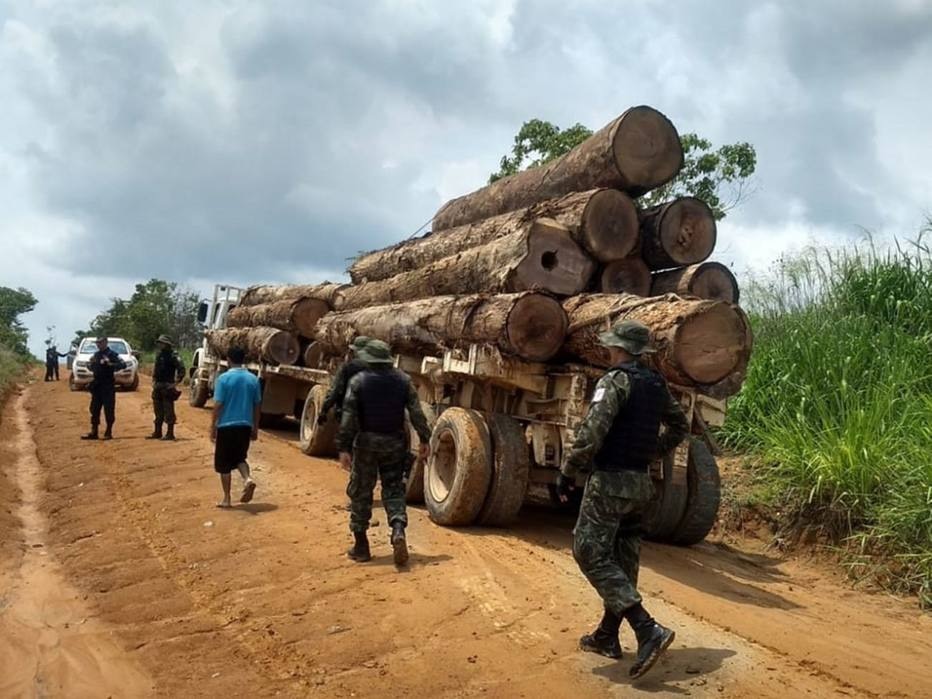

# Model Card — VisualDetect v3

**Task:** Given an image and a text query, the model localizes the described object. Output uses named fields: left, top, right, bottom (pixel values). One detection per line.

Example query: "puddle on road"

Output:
left=0, top=391, right=153, bottom=698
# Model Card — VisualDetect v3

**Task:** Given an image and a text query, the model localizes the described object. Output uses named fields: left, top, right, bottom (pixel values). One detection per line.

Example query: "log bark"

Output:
left=562, top=294, right=751, bottom=393
left=239, top=282, right=348, bottom=310
left=600, top=257, right=652, bottom=295
left=433, top=106, right=682, bottom=231
left=340, top=219, right=595, bottom=310
left=350, top=189, right=637, bottom=283
left=314, top=292, right=568, bottom=362
left=651, top=262, right=739, bottom=303
left=205, top=327, right=301, bottom=366
left=226, top=298, right=330, bottom=338
left=640, top=197, right=716, bottom=270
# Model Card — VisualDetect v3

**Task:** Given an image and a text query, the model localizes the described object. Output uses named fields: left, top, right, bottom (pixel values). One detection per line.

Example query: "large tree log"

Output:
left=205, top=327, right=300, bottom=366
left=226, top=298, right=330, bottom=338
left=562, top=294, right=751, bottom=394
left=314, top=292, right=568, bottom=362
left=651, top=262, right=739, bottom=303
left=350, top=189, right=637, bottom=283
left=340, top=219, right=595, bottom=310
left=640, top=197, right=716, bottom=270
left=433, top=106, right=682, bottom=231
left=239, top=282, right=348, bottom=310
left=600, top=257, right=651, bottom=295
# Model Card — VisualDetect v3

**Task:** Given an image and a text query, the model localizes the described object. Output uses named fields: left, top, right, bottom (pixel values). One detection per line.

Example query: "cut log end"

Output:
left=659, top=197, right=717, bottom=266
left=292, top=298, right=331, bottom=337
left=506, top=294, right=569, bottom=362
left=600, top=257, right=651, bottom=296
left=674, top=303, right=748, bottom=384
left=303, top=341, right=325, bottom=369
left=580, top=189, right=639, bottom=263
left=650, top=261, right=740, bottom=303
left=513, top=219, right=596, bottom=296
left=612, top=106, right=683, bottom=194
left=263, top=330, right=301, bottom=366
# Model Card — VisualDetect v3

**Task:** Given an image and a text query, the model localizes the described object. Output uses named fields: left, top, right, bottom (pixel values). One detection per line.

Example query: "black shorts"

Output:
left=214, top=426, right=252, bottom=474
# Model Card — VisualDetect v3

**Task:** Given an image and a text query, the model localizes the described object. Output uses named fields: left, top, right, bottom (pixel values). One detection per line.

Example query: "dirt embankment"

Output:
left=1, top=377, right=930, bottom=698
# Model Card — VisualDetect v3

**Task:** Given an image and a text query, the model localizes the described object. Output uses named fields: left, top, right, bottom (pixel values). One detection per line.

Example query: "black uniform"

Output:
left=45, top=347, right=67, bottom=381
left=151, top=349, right=185, bottom=427
left=87, top=348, right=126, bottom=434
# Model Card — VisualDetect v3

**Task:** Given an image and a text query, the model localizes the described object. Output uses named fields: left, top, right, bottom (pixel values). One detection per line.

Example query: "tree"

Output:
left=490, top=119, right=756, bottom=220
left=0, top=286, right=38, bottom=356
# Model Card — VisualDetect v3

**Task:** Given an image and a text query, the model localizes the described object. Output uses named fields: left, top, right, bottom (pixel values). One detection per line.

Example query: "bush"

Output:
left=721, top=235, right=932, bottom=605
left=0, top=345, right=29, bottom=398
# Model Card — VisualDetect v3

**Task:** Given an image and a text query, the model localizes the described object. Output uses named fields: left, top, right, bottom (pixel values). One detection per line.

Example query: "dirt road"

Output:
left=1, top=377, right=930, bottom=698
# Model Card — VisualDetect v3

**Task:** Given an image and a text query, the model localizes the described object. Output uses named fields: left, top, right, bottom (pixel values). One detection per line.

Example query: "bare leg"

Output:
left=218, top=473, right=232, bottom=508
left=237, top=462, right=256, bottom=503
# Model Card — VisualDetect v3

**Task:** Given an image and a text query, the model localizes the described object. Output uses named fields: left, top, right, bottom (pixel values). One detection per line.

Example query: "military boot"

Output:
left=579, top=608, right=623, bottom=659
left=347, top=532, right=371, bottom=562
left=162, top=424, right=176, bottom=441
left=390, top=522, right=409, bottom=566
left=81, top=427, right=99, bottom=440
left=103, top=425, right=113, bottom=440
left=146, top=421, right=163, bottom=439
left=626, top=604, right=675, bottom=679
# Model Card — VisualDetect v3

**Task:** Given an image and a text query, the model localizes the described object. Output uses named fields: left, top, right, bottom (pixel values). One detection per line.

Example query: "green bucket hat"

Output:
left=356, top=339, right=394, bottom=365
left=350, top=335, right=371, bottom=353
left=157, top=334, right=174, bottom=346
left=598, top=320, right=656, bottom=355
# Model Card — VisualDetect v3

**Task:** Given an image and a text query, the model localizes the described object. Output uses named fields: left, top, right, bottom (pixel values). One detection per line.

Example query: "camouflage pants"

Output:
left=347, top=435, right=409, bottom=533
left=572, top=470, right=654, bottom=615
left=152, top=382, right=177, bottom=425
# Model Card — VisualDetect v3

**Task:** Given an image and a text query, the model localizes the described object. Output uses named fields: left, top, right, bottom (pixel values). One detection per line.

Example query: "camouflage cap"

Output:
left=598, top=319, right=656, bottom=355
left=157, top=334, right=173, bottom=346
left=355, top=339, right=394, bottom=365
left=350, top=335, right=371, bottom=352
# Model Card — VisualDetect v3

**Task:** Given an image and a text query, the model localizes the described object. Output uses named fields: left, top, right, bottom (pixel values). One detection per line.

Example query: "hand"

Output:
left=210, top=426, right=217, bottom=443
left=418, top=443, right=430, bottom=460
left=251, top=427, right=259, bottom=441
left=100, top=357, right=110, bottom=365
left=339, top=452, right=352, bottom=471
left=555, top=473, right=576, bottom=503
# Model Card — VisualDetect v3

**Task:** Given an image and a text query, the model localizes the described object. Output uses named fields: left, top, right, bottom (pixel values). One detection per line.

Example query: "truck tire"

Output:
left=425, top=407, right=492, bottom=526
left=405, top=402, right=436, bottom=504
left=299, top=385, right=338, bottom=457
left=189, top=377, right=209, bottom=407
left=671, top=439, right=721, bottom=546
left=477, top=414, right=529, bottom=527
left=642, top=447, right=688, bottom=543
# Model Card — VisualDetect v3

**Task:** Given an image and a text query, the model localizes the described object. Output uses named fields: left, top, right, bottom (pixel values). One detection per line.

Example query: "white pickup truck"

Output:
left=69, top=337, right=140, bottom=392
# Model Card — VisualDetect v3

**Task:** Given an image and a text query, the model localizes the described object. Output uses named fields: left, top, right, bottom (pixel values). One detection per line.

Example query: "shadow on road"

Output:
left=591, top=646, right=737, bottom=694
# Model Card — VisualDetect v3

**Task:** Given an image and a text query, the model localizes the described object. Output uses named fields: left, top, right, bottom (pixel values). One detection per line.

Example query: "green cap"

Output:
left=356, top=339, right=394, bottom=365
left=157, top=334, right=173, bottom=346
left=598, top=320, right=656, bottom=355
left=351, top=335, right=371, bottom=352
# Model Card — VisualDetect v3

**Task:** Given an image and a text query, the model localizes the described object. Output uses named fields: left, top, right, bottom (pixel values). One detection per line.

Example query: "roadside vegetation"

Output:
left=0, top=286, right=38, bottom=398
left=722, top=229, right=932, bottom=606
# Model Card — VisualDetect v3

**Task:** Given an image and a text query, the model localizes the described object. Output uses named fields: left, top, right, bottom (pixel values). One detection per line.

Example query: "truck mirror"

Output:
left=197, top=301, right=209, bottom=324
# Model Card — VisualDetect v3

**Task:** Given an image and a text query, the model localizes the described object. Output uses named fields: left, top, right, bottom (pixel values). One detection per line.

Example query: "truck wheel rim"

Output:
left=429, top=430, right=456, bottom=503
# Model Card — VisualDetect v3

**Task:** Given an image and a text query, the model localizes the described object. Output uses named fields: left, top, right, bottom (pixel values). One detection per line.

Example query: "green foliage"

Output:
left=722, top=233, right=932, bottom=605
left=80, top=279, right=201, bottom=352
left=489, top=120, right=757, bottom=220
left=0, top=286, right=37, bottom=357
left=0, top=345, right=30, bottom=397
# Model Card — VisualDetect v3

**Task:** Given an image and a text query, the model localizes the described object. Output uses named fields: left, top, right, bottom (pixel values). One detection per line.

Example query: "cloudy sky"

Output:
left=2, top=0, right=931, bottom=354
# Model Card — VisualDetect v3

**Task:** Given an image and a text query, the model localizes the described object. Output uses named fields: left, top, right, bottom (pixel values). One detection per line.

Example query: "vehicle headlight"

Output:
left=76, top=361, right=88, bottom=368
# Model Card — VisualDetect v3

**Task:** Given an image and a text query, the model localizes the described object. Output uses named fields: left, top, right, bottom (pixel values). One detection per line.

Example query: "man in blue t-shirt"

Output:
left=210, top=346, right=262, bottom=508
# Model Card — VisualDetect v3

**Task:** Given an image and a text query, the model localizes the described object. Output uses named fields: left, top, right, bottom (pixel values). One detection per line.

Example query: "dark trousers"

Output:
left=45, top=363, right=59, bottom=380
left=89, top=385, right=116, bottom=428
left=152, top=383, right=177, bottom=425
left=346, top=448, right=408, bottom=533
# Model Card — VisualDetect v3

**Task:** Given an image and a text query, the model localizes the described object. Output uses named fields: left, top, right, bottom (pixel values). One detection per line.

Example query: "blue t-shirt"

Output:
left=214, top=368, right=262, bottom=428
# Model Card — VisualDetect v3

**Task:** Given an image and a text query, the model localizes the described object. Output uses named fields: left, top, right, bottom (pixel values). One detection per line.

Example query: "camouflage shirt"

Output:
left=561, top=361, right=689, bottom=478
left=321, top=358, right=368, bottom=418
left=337, top=369, right=432, bottom=453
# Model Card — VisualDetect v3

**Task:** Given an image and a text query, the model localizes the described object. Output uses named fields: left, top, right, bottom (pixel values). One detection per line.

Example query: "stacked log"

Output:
left=240, top=282, right=348, bottom=310
left=206, top=327, right=300, bottom=366
left=650, top=262, right=739, bottom=303
left=226, top=298, right=329, bottom=338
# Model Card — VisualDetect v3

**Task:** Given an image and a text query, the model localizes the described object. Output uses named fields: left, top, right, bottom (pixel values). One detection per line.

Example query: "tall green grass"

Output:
left=0, top=345, right=29, bottom=398
left=722, top=234, right=932, bottom=605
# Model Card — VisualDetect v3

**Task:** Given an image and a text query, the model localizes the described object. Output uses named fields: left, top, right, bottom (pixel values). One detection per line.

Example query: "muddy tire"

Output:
left=405, top=402, right=437, bottom=504
left=642, top=446, right=689, bottom=543
left=189, top=377, right=209, bottom=407
left=425, top=407, right=493, bottom=526
left=299, top=385, right=338, bottom=457
left=671, top=439, right=721, bottom=546
left=477, top=414, right=529, bottom=527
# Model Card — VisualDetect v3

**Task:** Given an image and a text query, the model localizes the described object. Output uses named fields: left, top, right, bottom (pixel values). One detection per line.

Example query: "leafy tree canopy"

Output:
left=0, top=286, right=38, bottom=356
left=490, top=119, right=756, bottom=220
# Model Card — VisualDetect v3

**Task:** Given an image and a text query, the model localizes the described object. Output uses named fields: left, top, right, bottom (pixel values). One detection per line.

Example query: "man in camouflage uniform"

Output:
left=338, top=340, right=431, bottom=566
left=147, top=334, right=185, bottom=441
left=557, top=320, right=689, bottom=679
left=318, top=335, right=370, bottom=425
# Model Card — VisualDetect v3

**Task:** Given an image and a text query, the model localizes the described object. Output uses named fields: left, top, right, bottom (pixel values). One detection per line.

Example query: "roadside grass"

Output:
left=138, top=348, right=196, bottom=374
left=721, top=234, right=932, bottom=606
left=0, top=346, right=30, bottom=396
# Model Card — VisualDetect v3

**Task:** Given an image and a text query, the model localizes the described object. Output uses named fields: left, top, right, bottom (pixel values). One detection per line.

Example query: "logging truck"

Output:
left=190, top=283, right=727, bottom=545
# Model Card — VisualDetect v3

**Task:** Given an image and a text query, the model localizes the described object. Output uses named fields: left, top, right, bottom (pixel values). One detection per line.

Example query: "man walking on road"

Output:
left=318, top=335, right=370, bottom=425
left=81, top=337, right=126, bottom=440
left=556, top=320, right=689, bottom=679
left=210, top=346, right=261, bottom=508
left=147, top=334, right=185, bottom=441
left=338, top=340, right=431, bottom=566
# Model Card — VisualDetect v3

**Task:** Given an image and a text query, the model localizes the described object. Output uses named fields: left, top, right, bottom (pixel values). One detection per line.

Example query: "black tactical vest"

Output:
left=356, top=368, right=409, bottom=434
left=593, top=363, right=668, bottom=472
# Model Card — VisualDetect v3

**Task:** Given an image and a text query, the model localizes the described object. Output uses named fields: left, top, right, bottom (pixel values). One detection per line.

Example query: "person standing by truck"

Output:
left=148, top=335, right=186, bottom=441
left=44, top=343, right=68, bottom=381
left=318, top=335, right=371, bottom=425
left=337, top=340, right=431, bottom=566
left=210, top=346, right=261, bottom=508
left=81, top=337, right=126, bottom=440
left=556, top=320, right=689, bottom=679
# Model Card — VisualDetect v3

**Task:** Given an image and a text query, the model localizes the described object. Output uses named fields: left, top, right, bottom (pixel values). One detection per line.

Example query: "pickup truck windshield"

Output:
left=79, top=339, right=129, bottom=355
